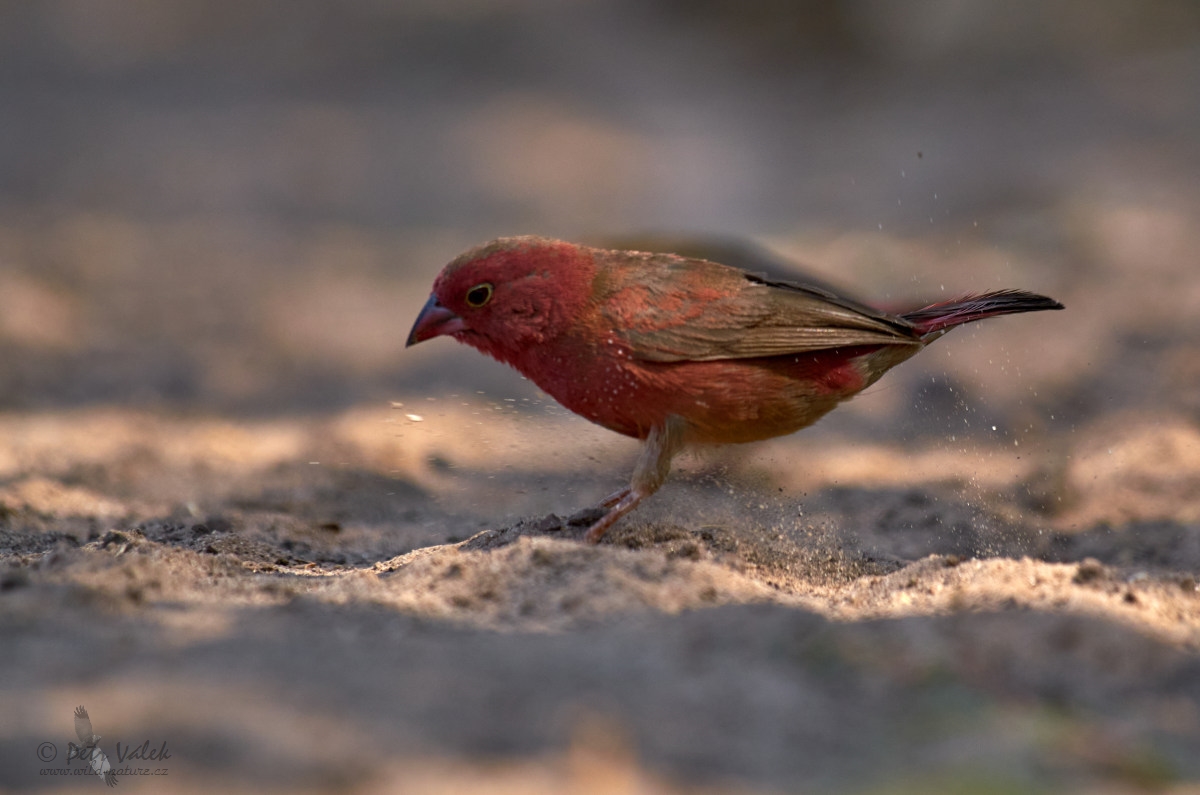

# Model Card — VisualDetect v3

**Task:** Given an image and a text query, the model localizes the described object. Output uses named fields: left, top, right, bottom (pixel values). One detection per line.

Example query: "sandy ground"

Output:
left=5, top=234, right=1200, bottom=793
left=4, top=3, right=1200, bottom=793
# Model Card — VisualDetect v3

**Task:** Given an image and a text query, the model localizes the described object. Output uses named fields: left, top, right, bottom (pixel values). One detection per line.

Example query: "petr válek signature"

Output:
left=114, top=740, right=170, bottom=763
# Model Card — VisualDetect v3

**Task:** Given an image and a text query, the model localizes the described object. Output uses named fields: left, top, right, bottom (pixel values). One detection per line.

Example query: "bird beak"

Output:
left=406, top=294, right=463, bottom=347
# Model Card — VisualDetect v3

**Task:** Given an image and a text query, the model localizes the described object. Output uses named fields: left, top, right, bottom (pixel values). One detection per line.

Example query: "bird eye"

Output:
left=465, top=283, right=493, bottom=307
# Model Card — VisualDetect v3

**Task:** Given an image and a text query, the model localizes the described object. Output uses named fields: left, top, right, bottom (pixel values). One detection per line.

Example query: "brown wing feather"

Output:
left=597, top=251, right=920, bottom=363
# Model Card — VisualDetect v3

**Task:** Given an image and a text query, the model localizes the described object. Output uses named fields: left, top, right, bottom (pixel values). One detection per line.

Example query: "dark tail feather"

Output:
left=902, top=290, right=1063, bottom=337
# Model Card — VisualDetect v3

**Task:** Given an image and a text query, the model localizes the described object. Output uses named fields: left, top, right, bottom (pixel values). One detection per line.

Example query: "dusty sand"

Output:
left=4, top=257, right=1200, bottom=793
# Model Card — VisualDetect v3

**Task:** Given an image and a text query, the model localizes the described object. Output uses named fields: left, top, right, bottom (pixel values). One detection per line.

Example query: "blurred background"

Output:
left=4, top=5, right=1200, bottom=792
left=3, top=0, right=1198, bottom=425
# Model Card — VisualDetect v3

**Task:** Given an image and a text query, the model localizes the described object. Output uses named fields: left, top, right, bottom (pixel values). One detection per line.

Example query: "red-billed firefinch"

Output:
left=408, top=236, right=1062, bottom=542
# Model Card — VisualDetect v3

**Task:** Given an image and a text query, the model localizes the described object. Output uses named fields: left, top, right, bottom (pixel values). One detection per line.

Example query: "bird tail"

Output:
left=902, top=290, right=1063, bottom=338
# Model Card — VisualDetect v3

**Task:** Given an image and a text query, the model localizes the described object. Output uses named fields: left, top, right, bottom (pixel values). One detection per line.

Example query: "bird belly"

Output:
left=529, top=345, right=891, bottom=445
left=655, top=354, right=864, bottom=444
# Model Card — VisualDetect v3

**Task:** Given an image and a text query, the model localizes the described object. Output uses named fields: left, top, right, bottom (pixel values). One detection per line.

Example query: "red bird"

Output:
left=407, top=236, right=1062, bottom=542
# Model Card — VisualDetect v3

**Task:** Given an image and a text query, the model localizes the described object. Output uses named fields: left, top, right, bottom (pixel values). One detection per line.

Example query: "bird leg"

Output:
left=585, top=416, right=686, bottom=543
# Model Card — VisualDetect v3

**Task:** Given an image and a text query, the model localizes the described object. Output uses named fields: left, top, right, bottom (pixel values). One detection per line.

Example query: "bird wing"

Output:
left=74, top=706, right=93, bottom=744
left=599, top=252, right=919, bottom=363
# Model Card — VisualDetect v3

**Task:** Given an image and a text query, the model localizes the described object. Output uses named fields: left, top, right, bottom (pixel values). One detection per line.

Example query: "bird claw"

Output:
left=556, top=488, right=631, bottom=543
left=583, top=488, right=645, bottom=543
left=584, top=514, right=618, bottom=544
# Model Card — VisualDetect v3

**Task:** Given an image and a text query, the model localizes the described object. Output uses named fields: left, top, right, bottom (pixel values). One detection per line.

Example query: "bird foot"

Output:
left=582, top=487, right=643, bottom=544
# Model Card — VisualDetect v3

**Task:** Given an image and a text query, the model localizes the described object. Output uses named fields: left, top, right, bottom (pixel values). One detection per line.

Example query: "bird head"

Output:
left=406, top=236, right=596, bottom=366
